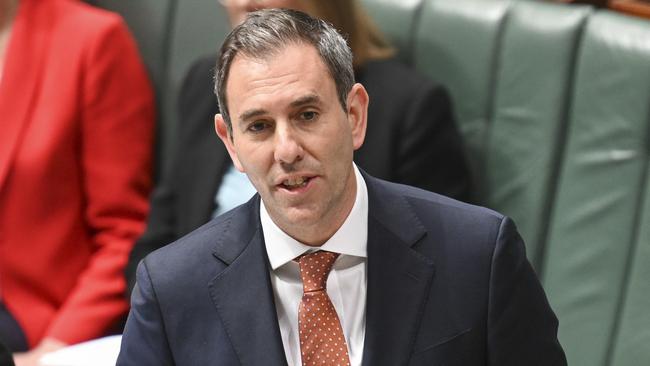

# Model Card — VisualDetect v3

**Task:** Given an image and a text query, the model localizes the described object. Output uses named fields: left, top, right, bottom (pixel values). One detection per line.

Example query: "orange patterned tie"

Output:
left=296, top=251, right=351, bottom=366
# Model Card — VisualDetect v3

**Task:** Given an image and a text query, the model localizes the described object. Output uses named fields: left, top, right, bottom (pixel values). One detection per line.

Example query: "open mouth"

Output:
left=280, top=176, right=313, bottom=190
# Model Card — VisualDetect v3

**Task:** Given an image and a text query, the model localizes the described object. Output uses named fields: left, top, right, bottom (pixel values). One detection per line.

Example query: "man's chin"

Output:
left=267, top=206, right=323, bottom=235
left=278, top=208, right=321, bottom=227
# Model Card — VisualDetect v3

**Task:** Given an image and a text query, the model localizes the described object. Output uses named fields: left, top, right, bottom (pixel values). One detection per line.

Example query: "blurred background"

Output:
left=4, top=0, right=648, bottom=365
left=87, top=0, right=650, bottom=365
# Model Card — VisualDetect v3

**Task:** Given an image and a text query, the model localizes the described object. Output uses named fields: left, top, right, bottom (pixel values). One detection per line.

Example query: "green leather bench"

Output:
left=364, top=2, right=650, bottom=365
left=93, top=0, right=650, bottom=364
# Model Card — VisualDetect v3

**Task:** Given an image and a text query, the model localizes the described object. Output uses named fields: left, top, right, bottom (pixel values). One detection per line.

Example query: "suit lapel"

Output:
left=361, top=176, right=436, bottom=366
left=208, top=197, right=288, bottom=366
left=0, top=0, right=50, bottom=191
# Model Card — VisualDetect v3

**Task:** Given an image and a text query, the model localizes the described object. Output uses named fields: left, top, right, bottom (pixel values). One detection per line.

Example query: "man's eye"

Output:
left=300, top=111, right=318, bottom=121
left=247, top=121, right=268, bottom=132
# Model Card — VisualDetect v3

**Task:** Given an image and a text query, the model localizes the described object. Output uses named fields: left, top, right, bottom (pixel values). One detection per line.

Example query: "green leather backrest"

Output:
left=365, top=1, right=650, bottom=365
left=410, top=0, right=592, bottom=269
left=360, top=0, right=423, bottom=63
left=610, top=164, right=650, bottom=366
left=485, top=1, right=591, bottom=269
left=414, top=0, right=511, bottom=189
left=541, top=12, right=650, bottom=366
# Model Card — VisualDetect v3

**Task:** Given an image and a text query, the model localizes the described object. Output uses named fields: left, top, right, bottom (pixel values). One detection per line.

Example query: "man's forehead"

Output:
left=228, top=42, right=327, bottom=84
left=226, top=43, right=335, bottom=112
left=235, top=40, right=311, bottom=65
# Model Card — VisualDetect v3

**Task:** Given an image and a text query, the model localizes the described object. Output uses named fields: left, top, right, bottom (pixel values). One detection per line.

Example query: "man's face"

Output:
left=215, top=43, right=368, bottom=245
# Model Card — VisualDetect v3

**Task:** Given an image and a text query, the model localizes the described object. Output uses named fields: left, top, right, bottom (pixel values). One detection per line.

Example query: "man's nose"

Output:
left=274, top=125, right=304, bottom=166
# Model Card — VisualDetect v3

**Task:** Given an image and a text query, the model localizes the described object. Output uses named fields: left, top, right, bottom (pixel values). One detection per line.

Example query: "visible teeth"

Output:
left=283, top=177, right=307, bottom=187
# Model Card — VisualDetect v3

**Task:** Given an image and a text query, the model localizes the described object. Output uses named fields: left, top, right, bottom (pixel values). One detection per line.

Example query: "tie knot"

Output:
left=296, top=251, right=339, bottom=293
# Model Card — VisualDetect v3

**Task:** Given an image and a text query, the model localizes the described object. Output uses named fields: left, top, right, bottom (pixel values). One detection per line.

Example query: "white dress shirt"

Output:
left=261, top=164, right=368, bottom=366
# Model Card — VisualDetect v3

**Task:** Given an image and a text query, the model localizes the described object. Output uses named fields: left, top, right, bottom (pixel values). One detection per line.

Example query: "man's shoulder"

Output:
left=141, top=216, right=223, bottom=273
left=366, top=175, right=512, bottom=272
left=143, top=200, right=256, bottom=274
left=371, top=175, right=499, bottom=213
left=367, top=175, right=506, bottom=236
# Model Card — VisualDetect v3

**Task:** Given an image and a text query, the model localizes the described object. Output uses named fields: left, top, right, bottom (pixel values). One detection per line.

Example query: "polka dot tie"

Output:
left=296, top=251, right=351, bottom=366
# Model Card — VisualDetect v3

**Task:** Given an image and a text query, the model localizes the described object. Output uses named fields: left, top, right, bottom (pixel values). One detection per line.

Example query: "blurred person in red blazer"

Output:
left=0, top=0, right=154, bottom=364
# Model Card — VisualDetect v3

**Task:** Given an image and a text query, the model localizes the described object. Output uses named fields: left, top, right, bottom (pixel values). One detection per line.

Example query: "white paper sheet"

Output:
left=39, top=335, right=121, bottom=366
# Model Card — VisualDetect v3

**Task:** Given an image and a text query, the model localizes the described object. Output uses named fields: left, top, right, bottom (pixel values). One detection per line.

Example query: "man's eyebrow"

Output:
left=290, top=94, right=321, bottom=108
left=238, top=108, right=267, bottom=123
left=237, top=95, right=321, bottom=122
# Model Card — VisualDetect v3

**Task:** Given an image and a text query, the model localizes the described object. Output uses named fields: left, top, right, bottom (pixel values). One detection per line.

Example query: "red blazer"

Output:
left=0, top=0, right=154, bottom=347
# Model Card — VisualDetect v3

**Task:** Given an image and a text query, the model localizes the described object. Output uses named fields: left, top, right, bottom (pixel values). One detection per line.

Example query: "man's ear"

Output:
left=346, top=83, right=369, bottom=150
left=215, top=114, right=245, bottom=172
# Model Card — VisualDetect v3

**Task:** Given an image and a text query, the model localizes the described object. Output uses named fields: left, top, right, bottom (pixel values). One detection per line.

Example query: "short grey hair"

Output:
left=214, top=8, right=355, bottom=136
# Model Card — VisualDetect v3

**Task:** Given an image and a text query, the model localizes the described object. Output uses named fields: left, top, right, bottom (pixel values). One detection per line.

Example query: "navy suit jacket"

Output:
left=118, top=174, right=566, bottom=365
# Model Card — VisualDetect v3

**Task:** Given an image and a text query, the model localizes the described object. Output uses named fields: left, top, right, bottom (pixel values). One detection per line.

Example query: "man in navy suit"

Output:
left=118, top=8, right=566, bottom=366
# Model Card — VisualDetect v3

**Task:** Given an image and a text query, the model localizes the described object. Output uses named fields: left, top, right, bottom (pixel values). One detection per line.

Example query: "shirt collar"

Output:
left=261, top=164, right=368, bottom=270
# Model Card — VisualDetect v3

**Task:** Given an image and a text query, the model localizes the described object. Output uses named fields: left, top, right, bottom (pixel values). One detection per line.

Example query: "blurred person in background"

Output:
left=0, top=340, right=15, bottom=366
left=125, top=0, right=472, bottom=294
left=0, top=0, right=154, bottom=364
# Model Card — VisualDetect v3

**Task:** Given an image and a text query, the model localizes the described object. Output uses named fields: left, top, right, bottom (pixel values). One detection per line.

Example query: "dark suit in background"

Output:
left=118, top=174, right=565, bottom=365
left=0, top=341, right=14, bottom=366
left=125, top=55, right=472, bottom=292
